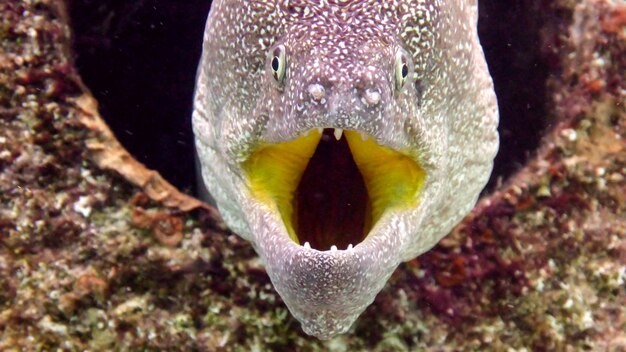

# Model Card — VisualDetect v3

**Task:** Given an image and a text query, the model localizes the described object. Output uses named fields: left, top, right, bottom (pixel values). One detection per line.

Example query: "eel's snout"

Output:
left=298, top=64, right=389, bottom=121
left=306, top=81, right=384, bottom=110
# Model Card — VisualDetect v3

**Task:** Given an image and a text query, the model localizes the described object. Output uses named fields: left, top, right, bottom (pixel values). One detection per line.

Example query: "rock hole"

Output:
left=479, top=0, right=555, bottom=189
left=69, top=1, right=212, bottom=194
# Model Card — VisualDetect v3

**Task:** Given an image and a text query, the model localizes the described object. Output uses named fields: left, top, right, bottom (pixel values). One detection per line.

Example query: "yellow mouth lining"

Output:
left=242, top=129, right=425, bottom=249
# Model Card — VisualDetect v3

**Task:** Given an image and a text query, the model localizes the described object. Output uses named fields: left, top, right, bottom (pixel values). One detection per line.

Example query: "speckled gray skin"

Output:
left=193, top=0, right=498, bottom=339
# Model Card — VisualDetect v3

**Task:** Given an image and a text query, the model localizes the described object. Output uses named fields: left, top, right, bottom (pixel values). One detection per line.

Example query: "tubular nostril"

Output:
left=362, top=88, right=381, bottom=107
left=308, top=83, right=326, bottom=102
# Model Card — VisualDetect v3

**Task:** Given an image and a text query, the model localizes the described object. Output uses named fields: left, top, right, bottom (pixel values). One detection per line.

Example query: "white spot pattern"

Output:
left=193, top=0, right=498, bottom=339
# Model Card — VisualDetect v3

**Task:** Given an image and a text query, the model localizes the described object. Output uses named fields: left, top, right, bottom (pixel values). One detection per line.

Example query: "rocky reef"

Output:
left=0, top=0, right=624, bottom=350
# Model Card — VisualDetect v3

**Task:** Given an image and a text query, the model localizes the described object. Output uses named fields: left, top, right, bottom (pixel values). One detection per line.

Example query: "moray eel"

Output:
left=193, top=0, right=498, bottom=339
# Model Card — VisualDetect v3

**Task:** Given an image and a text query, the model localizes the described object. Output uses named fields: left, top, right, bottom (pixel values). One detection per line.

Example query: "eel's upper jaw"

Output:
left=242, top=127, right=426, bottom=252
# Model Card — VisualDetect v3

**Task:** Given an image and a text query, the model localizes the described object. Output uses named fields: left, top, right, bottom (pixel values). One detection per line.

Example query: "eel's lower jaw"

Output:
left=242, top=127, right=426, bottom=252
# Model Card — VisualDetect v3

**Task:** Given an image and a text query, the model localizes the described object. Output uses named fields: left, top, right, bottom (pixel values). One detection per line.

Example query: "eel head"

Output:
left=193, top=1, right=498, bottom=339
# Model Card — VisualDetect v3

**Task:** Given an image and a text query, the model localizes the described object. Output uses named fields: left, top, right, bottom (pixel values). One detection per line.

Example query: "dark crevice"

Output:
left=478, top=0, right=554, bottom=189
left=68, top=0, right=213, bottom=193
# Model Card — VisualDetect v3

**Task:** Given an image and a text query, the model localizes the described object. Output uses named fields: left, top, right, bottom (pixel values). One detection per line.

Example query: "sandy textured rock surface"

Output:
left=0, top=0, right=624, bottom=350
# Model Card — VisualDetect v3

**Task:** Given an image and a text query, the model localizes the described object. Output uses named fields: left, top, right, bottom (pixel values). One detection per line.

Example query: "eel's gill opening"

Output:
left=295, top=129, right=369, bottom=251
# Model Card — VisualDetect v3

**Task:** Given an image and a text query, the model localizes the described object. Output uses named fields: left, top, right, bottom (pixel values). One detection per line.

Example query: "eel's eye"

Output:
left=395, top=50, right=410, bottom=91
left=270, top=45, right=286, bottom=82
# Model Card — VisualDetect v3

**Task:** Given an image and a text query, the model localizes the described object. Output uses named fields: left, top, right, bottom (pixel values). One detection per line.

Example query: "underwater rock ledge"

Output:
left=0, top=0, right=624, bottom=350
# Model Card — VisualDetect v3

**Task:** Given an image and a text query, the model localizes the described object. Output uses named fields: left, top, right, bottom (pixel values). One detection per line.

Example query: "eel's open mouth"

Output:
left=243, top=128, right=425, bottom=251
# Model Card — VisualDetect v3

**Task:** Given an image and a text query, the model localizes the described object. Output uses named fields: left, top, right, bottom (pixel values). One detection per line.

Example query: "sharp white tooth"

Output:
left=330, top=245, right=338, bottom=251
left=317, top=127, right=323, bottom=134
left=347, top=244, right=353, bottom=250
left=304, top=242, right=311, bottom=249
left=359, top=132, right=369, bottom=141
left=333, top=128, right=343, bottom=141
